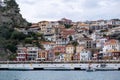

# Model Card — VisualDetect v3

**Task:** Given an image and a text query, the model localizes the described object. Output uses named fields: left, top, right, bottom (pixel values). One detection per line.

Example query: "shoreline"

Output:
left=0, top=61, right=120, bottom=71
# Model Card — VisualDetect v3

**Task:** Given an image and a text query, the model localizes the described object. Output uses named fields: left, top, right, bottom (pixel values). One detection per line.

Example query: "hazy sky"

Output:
left=16, top=0, right=120, bottom=23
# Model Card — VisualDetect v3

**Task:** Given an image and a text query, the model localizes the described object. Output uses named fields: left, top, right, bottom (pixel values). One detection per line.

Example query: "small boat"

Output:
left=86, top=63, right=95, bottom=72
left=86, top=67, right=96, bottom=72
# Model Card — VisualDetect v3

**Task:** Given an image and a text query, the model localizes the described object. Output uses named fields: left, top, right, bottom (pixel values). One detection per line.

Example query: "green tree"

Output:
left=5, top=43, right=17, bottom=53
left=0, top=0, right=31, bottom=60
left=36, top=33, right=45, bottom=41
left=24, top=37, right=33, bottom=44
left=4, top=0, right=19, bottom=11
left=11, top=31, right=26, bottom=41
left=103, top=34, right=107, bottom=37
left=3, top=0, right=29, bottom=28
left=64, top=24, right=72, bottom=28
left=69, top=35, right=73, bottom=41
left=8, top=53, right=17, bottom=60
left=0, top=26, right=15, bottom=39
left=55, top=52, right=60, bottom=56
left=72, top=41, right=79, bottom=46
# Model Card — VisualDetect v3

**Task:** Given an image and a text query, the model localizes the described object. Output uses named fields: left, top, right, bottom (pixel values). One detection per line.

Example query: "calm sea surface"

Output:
left=0, top=71, right=120, bottom=80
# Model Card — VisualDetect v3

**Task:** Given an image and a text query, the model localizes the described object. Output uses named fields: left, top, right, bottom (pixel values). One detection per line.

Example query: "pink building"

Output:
left=54, top=46, right=66, bottom=54
left=16, top=47, right=38, bottom=61
left=16, top=47, right=27, bottom=61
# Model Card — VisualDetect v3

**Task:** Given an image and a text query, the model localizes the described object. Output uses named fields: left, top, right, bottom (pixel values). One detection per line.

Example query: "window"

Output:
left=58, top=48, right=61, bottom=50
left=114, top=49, right=117, bottom=51
left=18, top=51, right=21, bottom=53
left=28, top=51, right=37, bottom=53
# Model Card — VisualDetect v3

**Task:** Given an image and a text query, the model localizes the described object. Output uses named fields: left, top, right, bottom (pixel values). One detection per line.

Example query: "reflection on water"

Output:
left=0, top=71, right=120, bottom=80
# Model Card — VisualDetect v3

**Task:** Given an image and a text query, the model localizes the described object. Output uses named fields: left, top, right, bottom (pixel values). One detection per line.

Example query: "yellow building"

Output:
left=76, top=45, right=85, bottom=53
left=64, top=54, right=73, bottom=61
left=66, top=45, right=75, bottom=54
left=38, top=21, right=55, bottom=35
left=37, top=50, right=48, bottom=61
left=38, top=21, right=49, bottom=34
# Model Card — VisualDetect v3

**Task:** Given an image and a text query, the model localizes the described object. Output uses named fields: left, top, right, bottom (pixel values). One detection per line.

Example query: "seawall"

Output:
left=0, top=61, right=120, bottom=71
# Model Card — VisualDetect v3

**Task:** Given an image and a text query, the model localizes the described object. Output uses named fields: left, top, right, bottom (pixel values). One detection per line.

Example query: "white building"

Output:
left=103, top=39, right=120, bottom=53
left=16, top=47, right=27, bottom=61
left=107, top=19, right=120, bottom=25
left=16, top=46, right=39, bottom=61
left=97, top=20, right=107, bottom=26
left=42, top=42, right=56, bottom=50
left=27, top=47, right=39, bottom=60
left=91, top=31, right=103, bottom=41
left=77, top=37, right=96, bottom=49
left=55, top=54, right=65, bottom=62
left=96, top=38, right=108, bottom=48
left=56, top=38, right=69, bottom=46
left=38, top=21, right=56, bottom=41
left=44, top=34, right=56, bottom=41
left=80, top=49, right=92, bottom=61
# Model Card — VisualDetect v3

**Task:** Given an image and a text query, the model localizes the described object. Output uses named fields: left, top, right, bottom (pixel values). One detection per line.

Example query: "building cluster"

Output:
left=16, top=18, right=120, bottom=61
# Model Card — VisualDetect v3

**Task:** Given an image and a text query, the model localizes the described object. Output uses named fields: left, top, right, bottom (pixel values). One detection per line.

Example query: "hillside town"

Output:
left=0, top=0, right=120, bottom=62
left=15, top=18, right=120, bottom=62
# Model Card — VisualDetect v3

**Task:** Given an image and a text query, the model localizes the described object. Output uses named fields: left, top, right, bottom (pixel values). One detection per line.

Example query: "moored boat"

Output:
left=86, top=67, right=96, bottom=72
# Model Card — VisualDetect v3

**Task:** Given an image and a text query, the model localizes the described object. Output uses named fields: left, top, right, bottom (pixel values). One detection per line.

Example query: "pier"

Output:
left=0, top=60, right=120, bottom=71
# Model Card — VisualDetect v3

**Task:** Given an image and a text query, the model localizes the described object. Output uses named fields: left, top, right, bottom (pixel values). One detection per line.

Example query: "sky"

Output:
left=16, top=0, right=120, bottom=23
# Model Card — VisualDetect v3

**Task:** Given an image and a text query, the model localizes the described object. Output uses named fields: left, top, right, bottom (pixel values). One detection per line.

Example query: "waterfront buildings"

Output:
left=16, top=47, right=38, bottom=61
left=80, top=49, right=92, bottom=61
left=27, top=47, right=38, bottom=60
left=66, top=45, right=75, bottom=54
left=16, top=47, right=27, bottom=61
left=16, top=18, right=120, bottom=61
left=103, top=39, right=120, bottom=53
left=37, top=50, right=48, bottom=61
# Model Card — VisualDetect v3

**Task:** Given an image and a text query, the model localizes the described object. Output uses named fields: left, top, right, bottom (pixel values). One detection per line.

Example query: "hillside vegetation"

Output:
left=0, top=0, right=31, bottom=60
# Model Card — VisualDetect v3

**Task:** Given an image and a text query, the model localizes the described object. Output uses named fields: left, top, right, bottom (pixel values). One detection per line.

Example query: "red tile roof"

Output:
left=105, top=39, right=118, bottom=45
left=61, top=29, right=76, bottom=38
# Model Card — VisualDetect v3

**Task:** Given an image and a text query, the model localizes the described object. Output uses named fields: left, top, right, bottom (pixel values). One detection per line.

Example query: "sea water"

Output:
left=0, top=71, right=120, bottom=80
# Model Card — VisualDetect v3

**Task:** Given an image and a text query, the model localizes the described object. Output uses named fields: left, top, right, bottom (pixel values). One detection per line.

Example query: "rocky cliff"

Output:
left=0, top=0, right=29, bottom=28
left=0, top=0, right=30, bottom=60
